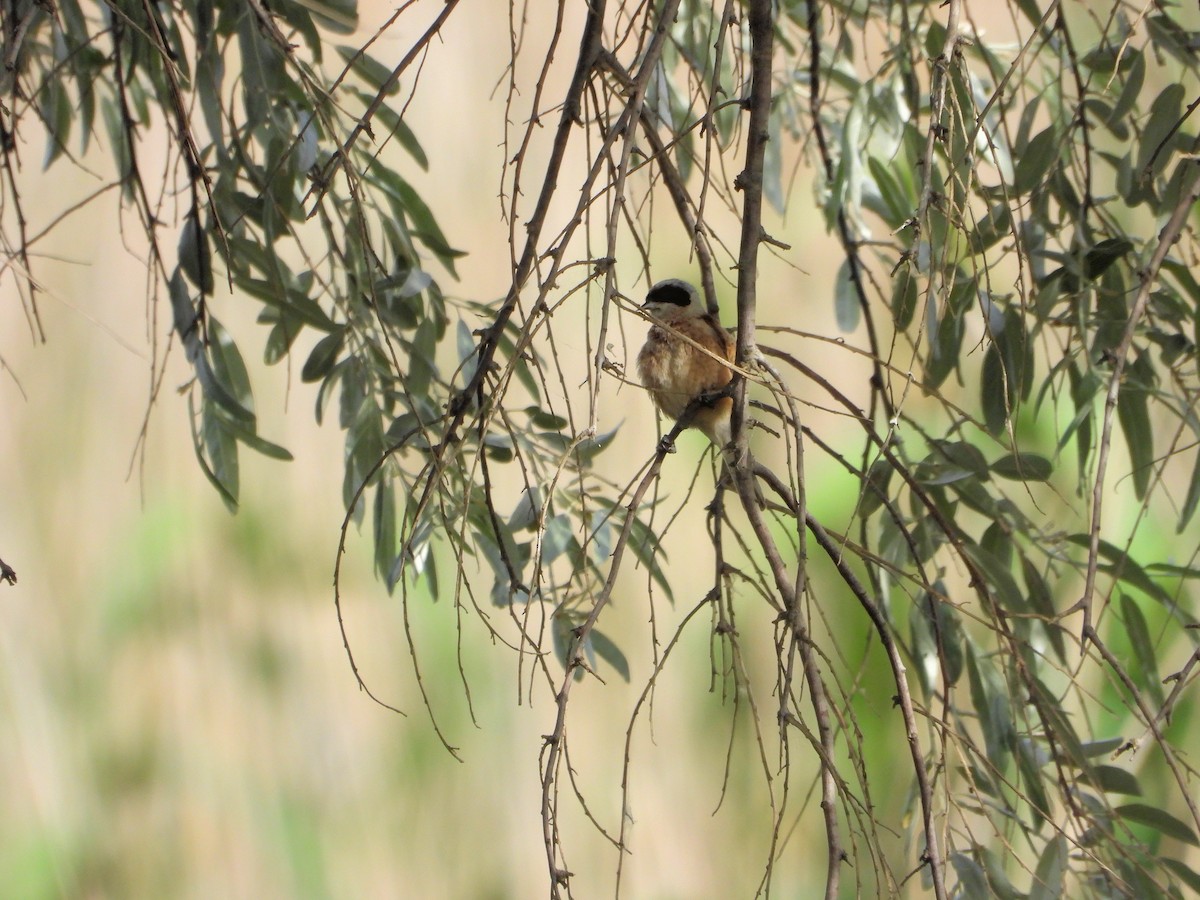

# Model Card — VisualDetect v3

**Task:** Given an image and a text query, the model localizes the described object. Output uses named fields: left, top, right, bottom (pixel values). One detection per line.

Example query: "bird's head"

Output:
left=641, top=278, right=703, bottom=321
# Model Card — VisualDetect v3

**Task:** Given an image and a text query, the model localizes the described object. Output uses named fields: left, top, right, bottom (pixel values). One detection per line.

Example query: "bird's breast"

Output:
left=637, top=322, right=733, bottom=421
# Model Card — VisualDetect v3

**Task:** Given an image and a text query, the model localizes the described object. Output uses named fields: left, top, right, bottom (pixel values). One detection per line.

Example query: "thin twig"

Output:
left=732, top=3, right=845, bottom=896
left=540, top=400, right=705, bottom=897
left=805, top=2, right=893, bottom=425
left=1076, top=158, right=1200, bottom=642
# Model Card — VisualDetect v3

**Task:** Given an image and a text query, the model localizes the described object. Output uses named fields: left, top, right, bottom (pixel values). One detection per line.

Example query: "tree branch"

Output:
left=1076, top=158, right=1200, bottom=642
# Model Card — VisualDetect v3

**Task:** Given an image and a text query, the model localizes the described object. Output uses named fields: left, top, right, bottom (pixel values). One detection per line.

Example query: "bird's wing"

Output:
left=687, top=315, right=735, bottom=389
left=699, top=314, right=736, bottom=363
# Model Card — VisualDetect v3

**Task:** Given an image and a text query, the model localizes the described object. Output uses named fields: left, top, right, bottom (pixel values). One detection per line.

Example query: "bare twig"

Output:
left=731, top=3, right=848, bottom=896
left=805, top=2, right=893, bottom=425
left=310, top=0, right=461, bottom=208
left=540, top=399, right=706, bottom=897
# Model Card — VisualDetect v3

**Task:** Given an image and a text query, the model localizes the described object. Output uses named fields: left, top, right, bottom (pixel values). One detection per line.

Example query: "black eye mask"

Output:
left=645, top=282, right=692, bottom=307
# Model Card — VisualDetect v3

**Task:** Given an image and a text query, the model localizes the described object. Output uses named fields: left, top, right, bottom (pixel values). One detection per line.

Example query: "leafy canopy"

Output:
left=4, top=0, right=1200, bottom=897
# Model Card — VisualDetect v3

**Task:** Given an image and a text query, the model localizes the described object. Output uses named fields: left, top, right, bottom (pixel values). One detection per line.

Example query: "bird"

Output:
left=637, top=278, right=737, bottom=456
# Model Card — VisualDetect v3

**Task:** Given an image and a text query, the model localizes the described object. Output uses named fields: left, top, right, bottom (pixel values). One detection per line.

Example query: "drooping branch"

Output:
left=732, top=3, right=846, bottom=897
left=391, top=0, right=610, bottom=591
left=540, top=394, right=713, bottom=897
left=1077, top=158, right=1200, bottom=641
left=805, top=3, right=893, bottom=425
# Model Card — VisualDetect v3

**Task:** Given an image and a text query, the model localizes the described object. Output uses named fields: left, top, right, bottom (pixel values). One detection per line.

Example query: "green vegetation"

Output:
left=3, top=0, right=1200, bottom=896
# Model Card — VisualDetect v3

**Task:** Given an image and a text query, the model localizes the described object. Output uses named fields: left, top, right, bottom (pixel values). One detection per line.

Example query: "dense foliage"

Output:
left=4, top=0, right=1200, bottom=896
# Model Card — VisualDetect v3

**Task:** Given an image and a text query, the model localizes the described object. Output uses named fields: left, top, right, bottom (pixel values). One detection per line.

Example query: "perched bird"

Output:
left=637, top=278, right=737, bottom=454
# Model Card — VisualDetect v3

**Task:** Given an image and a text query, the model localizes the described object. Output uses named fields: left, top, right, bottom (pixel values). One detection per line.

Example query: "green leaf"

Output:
left=196, top=349, right=255, bottom=426
left=1080, top=737, right=1124, bottom=757
left=1030, top=676, right=1087, bottom=767
left=1066, top=362, right=1097, bottom=473
left=1088, top=764, right=1141, bottom=796
left=528, top=408, right=569, bottom=430
left=867, top=156, right=913, bottom=229
left=178, top=215, right=214, bottom=295
left=590, top=630, right=630, bottom=682
left=763, top=109, right=784, bottom=213
left=481, top=433, right=513, bottom=462
left=407, top=317, right=438, bottom=398
left=206, top=316, right=255, bottom=420
left=857, top=458, right=893, bottom=519
left=915, top=588, right=964, bottom=686
left=938, top=440, right=990, bottom=478
left=891, top=270, right=918, bottom=330
left=1013, top=0, right=1046, bottom=31
left=963, top=544, right=1027, bottom=613
left=588, top=509, right=613, bottom=564
left=575, top=424, right=622, bottom=465
left=991, top=453, right=1052, bottom=481
left=295, top=113, right=319, bottom=172
left=1145, top=14, right=1200, bottom=68
left=202, top=401, right=240, bottom=511
left=264, top=317, right=300, bottom=365
left=625, top=510, right=673, bottom=601
left=307, top=0, right=358, bottom=33
left=980, top=521, right=1012, bottom=569
left=1034, top=270, right=1063, bottom=320
left=1116, top=803, right=1200, bottom=847
left=302, top=330, right=345, bottom=383
left=550, top=612, right=576, bottom=672
left=508, top=487, right=542, bottom=532
left=1084, top=237, right=1134, bottom=279
left=1065, top=534, right=1179, bottom=611
left=981, top=344, right=1008, bottom=436
left=237, top=12, right=284, bottom=129
left=1016, top=738, right=1051, bottom=831
left=1117, top=352, right=1155, bottom=500
left=949, top=853, right=989, bottom=899
left=351, top=87, right=428, bottom=169
left=540, top=514, right=574, bottom=564
left=1121, top=594, right=1165, bottom=708
left=169, top=271, right=201, bottom=361
left=336, top=46, right=399, bottom=96
left=834, top=259, right=860, bottom=333
left=914, top=462, right=972, bottom=487
left=966, top=643, right=1014, bottom=770
left=1028, top=835, right=1066, bottom=900
left=982, top=305, right=1031, bottom=436
left=455, top=318, right=478, bottom=386
left=1178, top=449, right=1200, bottom=532
left=1163, top=857, right=1200, bottom=893
left=366, top=157, right=465, bottom=276
left=374, top=481, right=396, bottom=586
left=39, top=70, right=73, bottom=169
left=188, top=395, right=237, bottom=511
left=1013, top=127, right=1059, bottom=195
left=925, top=302, right=965, bottom=390
left=216, top=413, right=293, bottom=461
left=1136, top=83, right=1184, bottom=179
left=972, top=203, right=1012, bottom=251
left=1147, top=561, right=1200, bottom=580
left=196, top=49, right=226, bottom=155
left=979, top=846, right=1024, bottom=900
left=1021, top=555, right=1066, bottom=663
